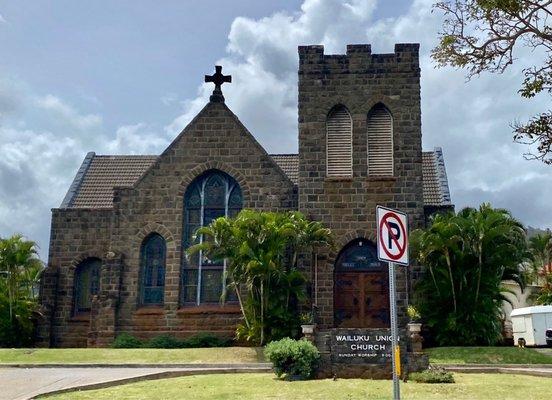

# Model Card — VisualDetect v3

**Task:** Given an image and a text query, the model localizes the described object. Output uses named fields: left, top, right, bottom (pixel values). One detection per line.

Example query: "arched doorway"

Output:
left=334, top=238, right=390, bottom=328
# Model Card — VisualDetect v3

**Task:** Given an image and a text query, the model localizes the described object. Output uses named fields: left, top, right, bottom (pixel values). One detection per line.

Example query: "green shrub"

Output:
left=111, top=333, right=143, bottom=348
left=409, top=368, right=455, bottom=384
left=182, top=333, right=232, bottom=348
left=265, top=338, right=320, bottom=380
left=147, top=334, right=183, bottom=349
left=0, top=295, right=38, bottom=347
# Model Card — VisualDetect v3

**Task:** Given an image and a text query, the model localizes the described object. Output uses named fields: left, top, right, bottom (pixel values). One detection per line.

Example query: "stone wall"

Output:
left=40, top=43, right=428, bottom=350
left=298, top=44, right=425, bottom=329
left=105, top=101, right=297, bottom=343
left=39, top=208, right=112, bottom=347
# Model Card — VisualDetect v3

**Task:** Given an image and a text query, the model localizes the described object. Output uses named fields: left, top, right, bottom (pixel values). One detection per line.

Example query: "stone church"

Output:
left=38, top=43, right=452, bottom=349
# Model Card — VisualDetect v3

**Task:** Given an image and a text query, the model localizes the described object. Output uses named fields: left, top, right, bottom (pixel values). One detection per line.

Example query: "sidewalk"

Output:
left=1, top=364, right=272, bottom=400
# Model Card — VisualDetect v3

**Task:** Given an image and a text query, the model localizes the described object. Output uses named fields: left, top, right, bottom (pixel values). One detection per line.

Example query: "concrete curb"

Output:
left=435, top=364, right=552, bottom=378
left=32, top=366, right=272, bottom=399
left=432, top=363, right=552, bottom=369
left=2, top=362, right=272, bottom=369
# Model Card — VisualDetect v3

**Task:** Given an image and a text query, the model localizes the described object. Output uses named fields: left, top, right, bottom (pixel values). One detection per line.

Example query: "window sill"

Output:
left=135, top=306, right=165, bottom=315
left=177, top=305, right=241, bottom=315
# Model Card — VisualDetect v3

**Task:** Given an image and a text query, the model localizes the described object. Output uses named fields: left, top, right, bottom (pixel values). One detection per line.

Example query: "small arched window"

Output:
left=140, top=233, right=166, bottom=305
left=182, top=170, right=242, bottom=306
left=74, top=257, right=101, bottom=314
left=326, top=105, right=352, bottom=177
left=367, top=104, right=393, bottom=176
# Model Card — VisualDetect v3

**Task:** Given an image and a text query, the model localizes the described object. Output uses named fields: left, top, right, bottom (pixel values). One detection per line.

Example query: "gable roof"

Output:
left=61, top=149, right=452, bottom=209
left=61, top=154, right=158, bottom=209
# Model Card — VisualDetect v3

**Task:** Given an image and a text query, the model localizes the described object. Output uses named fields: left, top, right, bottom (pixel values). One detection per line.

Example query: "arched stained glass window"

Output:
left=74, top=258, right=101, bottom=314
left=182, top=170, right=242, bottom=306
left=140, top=233, right=166, bottom=305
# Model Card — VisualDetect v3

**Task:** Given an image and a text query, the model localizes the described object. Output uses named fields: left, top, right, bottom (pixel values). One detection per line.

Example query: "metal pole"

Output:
left=388, top=261, right=400, bottom=400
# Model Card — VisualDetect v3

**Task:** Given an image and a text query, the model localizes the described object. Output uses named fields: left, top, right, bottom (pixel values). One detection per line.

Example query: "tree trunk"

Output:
left=260, top=280, right=265, bottom=346
left=234, top=282, right=250, bottom=329
left=474, top=242, right=483, bottom=305
left=445, top=251, right=457, bottom=312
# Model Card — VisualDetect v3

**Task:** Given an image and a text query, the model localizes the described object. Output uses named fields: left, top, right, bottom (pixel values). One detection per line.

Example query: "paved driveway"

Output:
left=1, top=365, right=270, bottom=400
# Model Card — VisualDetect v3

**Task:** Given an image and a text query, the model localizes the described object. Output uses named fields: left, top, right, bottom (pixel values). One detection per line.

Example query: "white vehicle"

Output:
left=510, top=305, right=552, bottom=347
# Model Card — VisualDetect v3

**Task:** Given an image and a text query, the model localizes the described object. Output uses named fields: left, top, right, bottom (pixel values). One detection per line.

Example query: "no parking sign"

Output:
left=376, top=206, right=409, bottom=266
left=376, top=205, right=409, bottom=400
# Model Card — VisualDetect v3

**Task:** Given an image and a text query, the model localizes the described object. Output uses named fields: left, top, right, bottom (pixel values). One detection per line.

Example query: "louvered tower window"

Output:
left=367, top=104, right=394, bottom=176
left=326, top=105, right=352, bottom=177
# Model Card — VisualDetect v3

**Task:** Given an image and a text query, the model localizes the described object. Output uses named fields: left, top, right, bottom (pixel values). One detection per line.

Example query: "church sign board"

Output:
left=330, top=329, right=395, bottom=364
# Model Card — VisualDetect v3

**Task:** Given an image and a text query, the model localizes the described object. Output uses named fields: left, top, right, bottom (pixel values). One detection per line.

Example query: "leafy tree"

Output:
left=432, top=1, right=552, bottom=163
left=527, top=232, right=552, bottom=284
left=533, top=272, right=552, bottom=304
left=0, top=234, right=44, bottom=346
left=188, top=210, right=332, bottom=345
left=411, top=203, right=529, bottom=345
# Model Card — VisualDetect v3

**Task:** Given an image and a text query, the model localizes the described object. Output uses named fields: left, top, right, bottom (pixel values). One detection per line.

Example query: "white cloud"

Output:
left=166, top=0, right=379, bottom=146
left=105, top=123, right=170, bottom=155
left=35, top=94, right=103, bottom=131
left=0, top=13, right=6, bottom=23
left=160, top=93, right=178, bottom=106
left=0, top=80, right=169, bottom=258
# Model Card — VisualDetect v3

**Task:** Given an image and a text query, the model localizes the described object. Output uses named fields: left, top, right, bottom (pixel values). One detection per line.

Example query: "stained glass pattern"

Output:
left=140, top=233, right=166, bottom=305
left=182, top=170, right=242, bottom=305
left=74, top=258, right=101, bottom=314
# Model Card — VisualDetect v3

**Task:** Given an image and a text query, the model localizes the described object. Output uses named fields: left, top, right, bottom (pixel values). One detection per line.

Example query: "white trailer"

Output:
left=510, top=305, right=552, bottom=347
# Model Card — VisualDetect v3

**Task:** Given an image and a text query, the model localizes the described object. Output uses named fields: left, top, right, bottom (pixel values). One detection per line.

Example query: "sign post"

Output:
left=376, top=206, right=409, bottom=400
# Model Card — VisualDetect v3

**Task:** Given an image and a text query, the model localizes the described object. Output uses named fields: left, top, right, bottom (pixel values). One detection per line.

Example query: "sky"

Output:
left=1, top=0, right=551, bottom=260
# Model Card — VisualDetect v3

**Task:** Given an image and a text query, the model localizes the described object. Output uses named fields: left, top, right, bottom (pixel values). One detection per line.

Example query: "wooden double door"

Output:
left=333, top=239, right=390, bottom=328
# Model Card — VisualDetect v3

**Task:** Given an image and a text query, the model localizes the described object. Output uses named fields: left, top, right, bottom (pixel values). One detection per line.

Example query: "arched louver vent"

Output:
left=326, top=105, right=352, bottom=177
left=367, top=105, right=393, bottom=176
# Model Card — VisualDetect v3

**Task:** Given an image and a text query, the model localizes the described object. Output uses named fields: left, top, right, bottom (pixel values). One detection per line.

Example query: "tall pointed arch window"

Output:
left=74, top=257, right=101, bottom=314
left=326, top=105, right=353, bottom=177
left=182, top=170, right=242, bottom=306
left=367, top=104, right=394, bottom=176
left=140, top=233, right=166, bottom=305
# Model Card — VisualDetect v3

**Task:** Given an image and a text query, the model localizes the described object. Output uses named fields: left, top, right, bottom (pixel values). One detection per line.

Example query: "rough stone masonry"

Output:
left=38, top=44, right=451, bottom=378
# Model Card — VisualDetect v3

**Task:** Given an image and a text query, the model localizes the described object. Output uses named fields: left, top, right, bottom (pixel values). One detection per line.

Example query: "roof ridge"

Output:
left=59, top=152, right=95, bottom=208
left=93, top=154, right=158, bottom=158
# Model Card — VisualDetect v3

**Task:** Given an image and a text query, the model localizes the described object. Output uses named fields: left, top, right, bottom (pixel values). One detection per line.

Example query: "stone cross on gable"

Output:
left=205, top=65, right=231, bottom=103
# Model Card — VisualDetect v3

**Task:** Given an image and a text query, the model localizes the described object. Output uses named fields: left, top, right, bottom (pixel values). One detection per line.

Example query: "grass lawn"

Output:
left=425, top=346, right=552, bottom=364
left=0, top=347, right=264, bottom=365
left=41, top=373, right=551, bottom=400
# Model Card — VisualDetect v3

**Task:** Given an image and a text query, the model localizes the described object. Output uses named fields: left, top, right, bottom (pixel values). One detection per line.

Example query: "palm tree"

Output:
left=528, top=232, right=552, bottom=285
left=188, top=210, right=332, bottom=345
left=412, top=204, right=529, bottom=345
left=0, top=235, right=43, bottom=322
left=413, top=212, right=461, bottom=311
left=457, top=204, right=527, bottom=305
